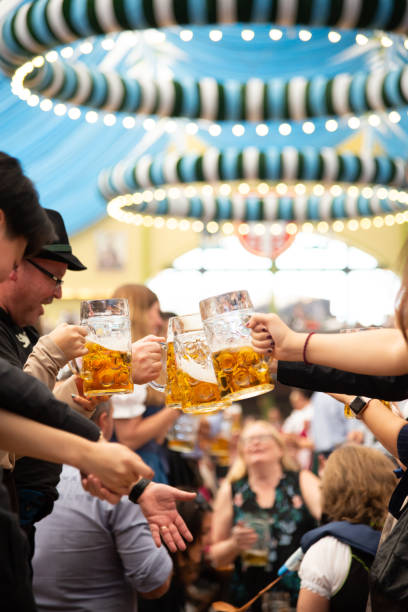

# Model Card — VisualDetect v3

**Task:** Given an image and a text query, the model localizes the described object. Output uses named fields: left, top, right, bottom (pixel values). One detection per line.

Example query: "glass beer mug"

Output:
left=148, top=317, right=182, bottom=409
left=199, top=290, right=274, bottom=401
left=167, top=413, right=198, bottom=453
left=172, top=313, right=228, bottom=414
left=240, top=514, right=271, bottom=569
left=77, top=298, right=134, bottom=397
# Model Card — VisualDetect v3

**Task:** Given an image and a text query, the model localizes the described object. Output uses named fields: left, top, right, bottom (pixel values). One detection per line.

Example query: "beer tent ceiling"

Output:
left=1, top=2, right=408, bottom=237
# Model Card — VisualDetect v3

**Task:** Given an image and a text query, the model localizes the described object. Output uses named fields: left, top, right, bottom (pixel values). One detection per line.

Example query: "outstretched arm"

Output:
left=248, top=315, right=408, bottom=376
left=137, top=483, right=196, bottom=552
left=277, top=362, right=408, bottom=401
left=328, top=393, right=406, bottom=460
left=0, top=409, right=152, bottom=495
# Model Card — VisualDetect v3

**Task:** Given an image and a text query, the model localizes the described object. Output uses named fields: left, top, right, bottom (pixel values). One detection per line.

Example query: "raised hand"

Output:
left=131, top=335, right=165, bottom=384
left=72, top=376, right=109, bottom=414
left=231, top=521, right=258, bottom=552
left=49, top=323, right=88, bottom=361
left=137, top=483, right=196, bottom=552
left=247, top=313, right=300, bottom=361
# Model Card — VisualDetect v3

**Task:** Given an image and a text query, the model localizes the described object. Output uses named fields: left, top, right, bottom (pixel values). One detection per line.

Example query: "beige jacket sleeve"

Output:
left=23, top=334, right=94, bottom=418
left=23, top=334, right=67, bottom=389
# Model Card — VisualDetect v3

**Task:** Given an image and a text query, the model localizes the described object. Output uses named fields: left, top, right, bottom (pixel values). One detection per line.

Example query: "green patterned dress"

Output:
left=229, top=471, right=316, bottom=609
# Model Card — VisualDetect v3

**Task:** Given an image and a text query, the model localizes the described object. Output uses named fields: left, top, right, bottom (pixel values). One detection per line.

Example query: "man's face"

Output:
left=9, top=257, right=67, bottom=326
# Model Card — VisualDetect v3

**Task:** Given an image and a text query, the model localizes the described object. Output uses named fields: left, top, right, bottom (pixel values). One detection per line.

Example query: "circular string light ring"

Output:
left=106, top=185, right=408, bottom=225
left=14, top=59, right=408, bottom=121
left=4, top=0, right=408, bottom=120
left=98, top=147, right=408, bottom=199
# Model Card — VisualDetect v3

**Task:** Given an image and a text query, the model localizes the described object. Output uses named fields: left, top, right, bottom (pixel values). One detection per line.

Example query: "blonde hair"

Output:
left=322, top=445, right=396, bottom=528
left=112, top=284, right=158, bottom=341
left=227, top=420, right=298, bottom=483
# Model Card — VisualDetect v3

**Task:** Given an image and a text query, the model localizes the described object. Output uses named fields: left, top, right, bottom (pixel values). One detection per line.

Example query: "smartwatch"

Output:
left=349, top=396, right=371, bottom=420
left=129, top=478, right=151, bottom=504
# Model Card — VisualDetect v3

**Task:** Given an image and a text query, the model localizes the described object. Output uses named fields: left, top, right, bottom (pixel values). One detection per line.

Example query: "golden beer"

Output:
left=81, top=341, right=133, bottom=397
left=167, top=438, right=195, bottom=453
left=241, top=549, right=269, bottom=567
left=212, top=345, right=274, bottom=401
left=177, top=348, right=226, bottom=414
left=210, top=436, right=230, bottom=466
left=165, top=342, right=183, bottom=409
left=178, top=366, right=225, bottom=414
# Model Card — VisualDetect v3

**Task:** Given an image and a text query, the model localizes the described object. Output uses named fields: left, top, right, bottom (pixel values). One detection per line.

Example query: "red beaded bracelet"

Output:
left=303, top=332, right=316, bottom=365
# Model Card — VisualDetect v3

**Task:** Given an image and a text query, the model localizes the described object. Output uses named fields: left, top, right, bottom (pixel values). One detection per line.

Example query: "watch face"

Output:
left=350, top=397, right=367, bottom=415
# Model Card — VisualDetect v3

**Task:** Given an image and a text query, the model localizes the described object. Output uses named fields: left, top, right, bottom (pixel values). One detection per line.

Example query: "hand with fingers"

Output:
left=137, top=483, right=196, bottom=552
left=131, top=335, right=165, bottom=384
left=231, top=521, right=258, bottom=552
left=72, top=376, right=110, bottom=413
left=49, top=322, right=89, bottom=362
left=79, top=441, right=153, bottom=496
left=246, top=313, right=298, bottom=360
left=81, top=473, right=122, bottom=504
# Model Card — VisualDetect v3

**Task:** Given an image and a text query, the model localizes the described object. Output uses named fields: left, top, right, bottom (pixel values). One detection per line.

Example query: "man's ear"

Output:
left=98, top=410, right=107, bottom=433
left=9, top=266, right=18, bottom=282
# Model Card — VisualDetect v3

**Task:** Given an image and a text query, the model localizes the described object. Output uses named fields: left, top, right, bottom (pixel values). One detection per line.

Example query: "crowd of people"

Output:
left=2, top=148, right=408, bottom=612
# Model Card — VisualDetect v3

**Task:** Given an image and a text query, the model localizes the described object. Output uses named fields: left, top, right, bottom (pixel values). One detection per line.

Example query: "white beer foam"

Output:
left=87, top=335, right=129, bottom=352
left=178, top=356, right=217, bottom=384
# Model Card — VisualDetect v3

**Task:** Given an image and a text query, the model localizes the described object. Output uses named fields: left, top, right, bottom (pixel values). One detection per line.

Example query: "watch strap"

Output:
left=129, top=478, right=151, bottom=504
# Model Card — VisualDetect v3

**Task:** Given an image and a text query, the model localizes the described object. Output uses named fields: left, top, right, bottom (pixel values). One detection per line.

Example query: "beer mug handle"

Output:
left=68, top=357, right=81, bottom=376
left=147, top=342, right=167, bottom=392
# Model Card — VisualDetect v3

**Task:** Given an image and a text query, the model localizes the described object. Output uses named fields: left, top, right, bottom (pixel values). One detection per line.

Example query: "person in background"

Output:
left=210, top=420, right=320, bottom=610
left=297, top=445, right=396, bottom=612
left=159, top=311, right=177, bottom=336
left=309, top=392, right=364, bottom=457
left=281, top=388, right=314, bottom=470
left=111, top=284, right=181, bottom=483
left=33, top=400, right=173, bottom=612
left=139, top=491, right=216, bottom=612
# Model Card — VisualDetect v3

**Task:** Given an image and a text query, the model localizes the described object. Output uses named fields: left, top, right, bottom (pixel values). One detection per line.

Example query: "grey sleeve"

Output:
left=110, top=500, right=173, bottom=593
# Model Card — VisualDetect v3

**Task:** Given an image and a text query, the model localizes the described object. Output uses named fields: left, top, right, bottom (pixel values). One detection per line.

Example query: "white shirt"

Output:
left=112, top=385, right=147, bottom=419
left=299, top=536, right=351, bottom=599
left=282, top=404, right=313, bottom=436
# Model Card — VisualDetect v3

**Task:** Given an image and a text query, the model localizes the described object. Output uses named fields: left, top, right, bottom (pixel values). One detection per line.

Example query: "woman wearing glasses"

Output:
left=210, top=420, right=321, bottom=610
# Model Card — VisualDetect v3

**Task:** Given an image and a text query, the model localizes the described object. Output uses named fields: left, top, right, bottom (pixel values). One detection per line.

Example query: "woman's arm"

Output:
left=248, top=315, right=408, bottom=376
left=209, top=479, right=247, bottom=567
left=299, top=470, right=321, bottom=520
left=114, top=408, right=181, bottom=450
left=0, top=408, right=152, bottom=494
left=329, top=393, right=406, bottom=459
left=297, top=589, right=329, bottom=612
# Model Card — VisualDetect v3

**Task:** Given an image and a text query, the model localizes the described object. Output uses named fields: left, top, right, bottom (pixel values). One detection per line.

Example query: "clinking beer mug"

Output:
left=148, top=317, right=183, bottom=409
left=199, top=290, right=274, bottom=401
left=172, top=313, right=229, bottom=415
left=72, top=298, right=134, bottom=397
left=148, top=314, right=226, bottom=414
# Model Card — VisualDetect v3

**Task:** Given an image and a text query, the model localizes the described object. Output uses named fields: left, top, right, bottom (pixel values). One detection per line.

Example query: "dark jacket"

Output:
left=277, top=361, right=408, bottom=401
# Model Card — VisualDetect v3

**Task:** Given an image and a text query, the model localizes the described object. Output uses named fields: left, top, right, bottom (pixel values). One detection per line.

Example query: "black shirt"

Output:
left=0, top=307, right=100, bottom=519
